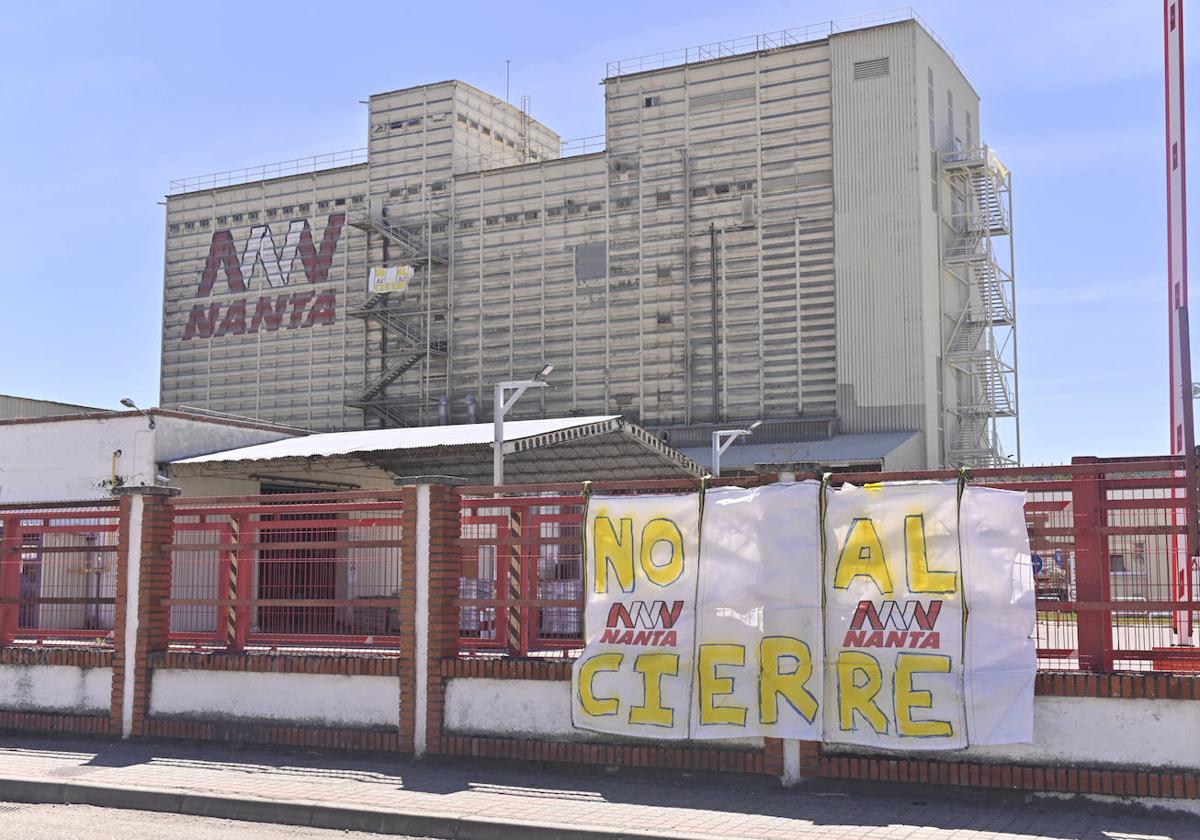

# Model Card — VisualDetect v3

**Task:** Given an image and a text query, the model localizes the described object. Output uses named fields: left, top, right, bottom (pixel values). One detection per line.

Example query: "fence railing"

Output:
left=0, top=501, right=121, bottom=646
left=455, top=460, right=1200, bottom=672
left=166, top=490, right=406, bottom=650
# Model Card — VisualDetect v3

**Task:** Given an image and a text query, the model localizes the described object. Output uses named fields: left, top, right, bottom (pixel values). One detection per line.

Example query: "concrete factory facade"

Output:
left=161, top=12, right=1018, bottom=469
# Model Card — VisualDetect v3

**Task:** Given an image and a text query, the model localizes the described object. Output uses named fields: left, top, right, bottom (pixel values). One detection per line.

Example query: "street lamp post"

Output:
left=493, top=364, right=554, bottom=486
left=711, top=420, right=762, bottom=478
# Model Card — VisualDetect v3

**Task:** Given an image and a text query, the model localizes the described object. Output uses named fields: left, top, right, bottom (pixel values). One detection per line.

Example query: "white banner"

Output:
left=367, top=264, right=413, bottom=294
left=572, top=493, right=700, bottom=738
left=823, top=482, right=967, bottom=749
left=694, top=483, right=823, bottom=740
left=570, top=481, right=1034, bottom=748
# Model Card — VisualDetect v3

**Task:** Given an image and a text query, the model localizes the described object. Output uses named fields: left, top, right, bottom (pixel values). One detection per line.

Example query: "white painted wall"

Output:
left=444, top=677, right=762, bottom=748
left=0, top=413, right=296, bottom=502
left=822, top=695, right=1200, bottom=771
left=149, top=669, right=400, bottom=729
left=0, top=664, right=111, bottom=714
left=447, top=679, right=1198, bottom=772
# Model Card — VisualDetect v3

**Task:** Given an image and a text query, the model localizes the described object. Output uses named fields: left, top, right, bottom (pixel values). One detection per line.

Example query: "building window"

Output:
left=574, top=243, right=607, bottom=281
left=947, top=90, right=955, bottom=148
left=644, top=95, right=661, bottom=107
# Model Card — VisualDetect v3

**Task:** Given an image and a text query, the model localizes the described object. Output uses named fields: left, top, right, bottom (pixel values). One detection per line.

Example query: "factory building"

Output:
left=161, top=11, right=1018, bottom=468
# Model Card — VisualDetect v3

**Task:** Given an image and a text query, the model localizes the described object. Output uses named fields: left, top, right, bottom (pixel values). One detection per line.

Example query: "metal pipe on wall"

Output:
left=710, top=222, right=719, bottom=423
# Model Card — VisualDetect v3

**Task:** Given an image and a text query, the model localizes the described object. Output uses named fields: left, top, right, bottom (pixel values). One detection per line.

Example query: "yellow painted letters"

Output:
left=895, top=653, right=953, bottom=737
left=639, top=517, right=685, bottom=587
left=629, top=653, right=679, bottom=727
left=836, top=651, right=888, bottom=734
left=833, top=517, right=893, bottom=595
left=578, top=652, right=623, bottom=717
left=758, top=636, right=818, bottom=724
left=905, top=514, right=957, bottom=594
left=698, top=644, right=748, bottom=726
left=593, top=516, right=634, bottom=594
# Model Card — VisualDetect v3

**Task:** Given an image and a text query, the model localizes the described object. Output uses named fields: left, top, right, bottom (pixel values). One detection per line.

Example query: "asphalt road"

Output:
left=0, top=802, right=432, bottom=839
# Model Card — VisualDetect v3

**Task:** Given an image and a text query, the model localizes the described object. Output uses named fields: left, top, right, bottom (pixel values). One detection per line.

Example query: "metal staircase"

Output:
left=346, top=297, right=447, bottom=427
left=348, top=207, right=448, bottom=264
left=345, top=199, right=450, bottom=428
left=941, top=145, right=1019, bottom=468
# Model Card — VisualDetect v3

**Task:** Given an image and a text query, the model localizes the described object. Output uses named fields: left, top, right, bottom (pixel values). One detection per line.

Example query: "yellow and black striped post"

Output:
left=507, top=506, right=524, bottom=655
left=225, top=516, right=239, bottom=648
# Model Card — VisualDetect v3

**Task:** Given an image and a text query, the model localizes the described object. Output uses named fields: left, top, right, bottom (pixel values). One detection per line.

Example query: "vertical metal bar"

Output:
left=710, top=222, right=719, bottom=422
left=232, top=513, right=252, bottom=650
left=493, top=384, right=505, bottom=487
left=507, top=505, right=525, bottom=655
left=1008, top=170, right=1021, bottom=465
left=681, top=147, right=691, bottom=425
left=0, top=516, right=21, bottom=645
left=1072, top=457, right=1113, bottom=672
left=1166, top=0, right=1197, bottom=640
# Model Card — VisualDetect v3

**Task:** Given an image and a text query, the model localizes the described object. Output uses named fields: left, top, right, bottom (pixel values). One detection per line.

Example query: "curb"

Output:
left=0, top=776, right=705, bottom=840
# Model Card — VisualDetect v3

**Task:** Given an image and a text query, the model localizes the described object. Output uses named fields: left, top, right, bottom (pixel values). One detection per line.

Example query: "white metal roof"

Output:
left=174, top=416, right=624, bottom=464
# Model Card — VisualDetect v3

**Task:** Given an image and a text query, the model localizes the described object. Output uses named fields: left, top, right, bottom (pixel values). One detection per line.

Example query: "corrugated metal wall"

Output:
left=830, top=23, right=928, bottom=438
left=0, top=396, right=104, bottom=420
left=161, top=165, right=367, bottom=431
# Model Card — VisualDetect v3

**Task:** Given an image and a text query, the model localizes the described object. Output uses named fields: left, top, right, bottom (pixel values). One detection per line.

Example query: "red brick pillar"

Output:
left=1072, top=457, right=1113, bottom=672
left=110, top=486, right=179, bottom=738
left=423, top=482, right=463, bottom=756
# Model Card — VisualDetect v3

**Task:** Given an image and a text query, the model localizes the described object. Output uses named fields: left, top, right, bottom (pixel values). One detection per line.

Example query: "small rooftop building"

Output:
left=0, top=409, right=301, bottom=502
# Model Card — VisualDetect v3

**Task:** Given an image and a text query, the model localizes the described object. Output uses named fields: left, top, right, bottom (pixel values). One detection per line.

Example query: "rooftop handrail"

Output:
left=604, top=7, right=963, bottom=82
left=168, top=147, right=368, bottom=196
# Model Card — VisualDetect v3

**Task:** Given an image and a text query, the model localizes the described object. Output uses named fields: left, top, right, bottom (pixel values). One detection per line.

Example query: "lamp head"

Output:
left=535, top=363, right=555, bottom=382
left=748, top=420, right=763, bottom=432
left=120, top=398, right=136, bottom=409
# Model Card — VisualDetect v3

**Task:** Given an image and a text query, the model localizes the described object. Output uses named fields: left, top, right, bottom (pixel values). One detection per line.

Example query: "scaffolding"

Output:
left=941, top=145, right=1019, bottom=467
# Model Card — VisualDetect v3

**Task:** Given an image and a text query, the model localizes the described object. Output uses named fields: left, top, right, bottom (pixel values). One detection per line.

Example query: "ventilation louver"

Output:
left=853, top=57, right=890, bottom=80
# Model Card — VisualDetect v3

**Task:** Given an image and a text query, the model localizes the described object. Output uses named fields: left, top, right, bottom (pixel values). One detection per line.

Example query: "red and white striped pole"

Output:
left=1166, top=0, right=1198, bottom=641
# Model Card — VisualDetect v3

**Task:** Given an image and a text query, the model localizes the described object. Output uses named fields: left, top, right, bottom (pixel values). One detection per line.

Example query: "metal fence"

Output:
left=0, top=501, right=121, bottom=646
left=167, top=490, right=406, bottom=650
left=456, top=461, right=1200, bottom=672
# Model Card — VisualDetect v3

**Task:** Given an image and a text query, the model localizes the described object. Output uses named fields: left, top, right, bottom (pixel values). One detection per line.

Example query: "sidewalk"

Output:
left=0, top=735, right=1194, bottom=840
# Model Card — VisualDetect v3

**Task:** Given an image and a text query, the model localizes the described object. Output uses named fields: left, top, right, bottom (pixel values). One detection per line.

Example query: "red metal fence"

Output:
left=456, top=460, right=1200, bottom=672
left=4, top=456, right=1198, bottom=673
left=0, top=501, right=121, bottom=646
left=166, top=489, right=406, bottom=650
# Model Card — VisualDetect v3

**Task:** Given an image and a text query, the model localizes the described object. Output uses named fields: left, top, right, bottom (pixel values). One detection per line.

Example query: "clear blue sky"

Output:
left=0, top=1, right=1191, bottom=465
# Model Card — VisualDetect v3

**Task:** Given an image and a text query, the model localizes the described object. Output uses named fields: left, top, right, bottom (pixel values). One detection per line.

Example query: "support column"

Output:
left=1072, top=456, right=1112, bottom=672
left=110, top=486, right=179, bottom=738
left=397, top=477, right=463, bottom=758
left=424, top=481, right=464, bottom=757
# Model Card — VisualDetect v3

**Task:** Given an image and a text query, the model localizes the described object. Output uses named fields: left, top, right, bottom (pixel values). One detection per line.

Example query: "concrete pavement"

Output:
left=0, top=734, right=1195, bottom=839
left=0, top=803, right=433, bottom=840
